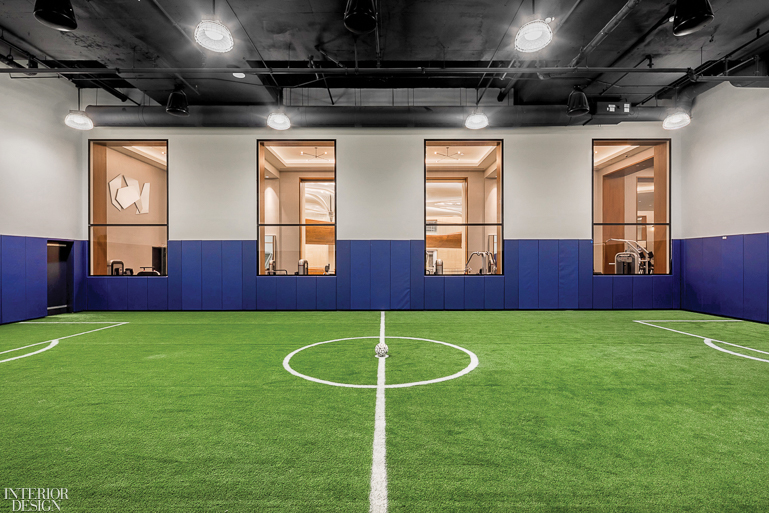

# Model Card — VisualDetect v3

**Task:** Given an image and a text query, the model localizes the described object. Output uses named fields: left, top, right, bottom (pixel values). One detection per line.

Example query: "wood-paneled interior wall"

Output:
left=653, top=143, right=669, bottom=274
left=91, top=143, right=108, bottom=275
left=602, top=174, right=625, bottom=274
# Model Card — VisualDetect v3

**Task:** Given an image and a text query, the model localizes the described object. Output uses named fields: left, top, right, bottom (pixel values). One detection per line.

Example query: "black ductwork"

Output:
left=84, top=105, right=672, bottom=128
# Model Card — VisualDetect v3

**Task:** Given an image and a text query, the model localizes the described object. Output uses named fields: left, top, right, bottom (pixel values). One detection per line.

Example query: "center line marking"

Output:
left=369, top=311, right=388, bottom=513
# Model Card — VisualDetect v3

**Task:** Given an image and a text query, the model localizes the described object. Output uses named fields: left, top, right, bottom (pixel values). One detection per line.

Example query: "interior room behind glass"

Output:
left=425, top=141, right=502, bottom=275
left=258, top=141, right=336, bottom=275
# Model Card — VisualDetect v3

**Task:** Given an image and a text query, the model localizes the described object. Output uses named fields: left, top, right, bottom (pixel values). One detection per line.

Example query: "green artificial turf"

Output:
left=1, top=310, right=768, bottom=512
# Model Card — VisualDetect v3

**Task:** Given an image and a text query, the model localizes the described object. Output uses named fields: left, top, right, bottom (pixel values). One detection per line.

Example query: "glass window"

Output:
left=258, top=141, right=336, bottom=275
left=89, top=141, right=168, bottom=276
left=593, top=140, right=670, bottom=275
left=425, top=141, right=502, bottom=275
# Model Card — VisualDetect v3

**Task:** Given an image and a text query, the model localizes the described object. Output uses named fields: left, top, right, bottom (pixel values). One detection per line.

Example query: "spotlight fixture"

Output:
left=662, top=109, right=691, bottom=130
left=566, top=87, right=590, bottom=116
left=464, top=112, right=489, bottom=130
left=33, top=0, right=77, bottom=31
left=64, top=88, right=92, bottom=130
left=672, top=0, right=714, bottom=37
left=267, top=112, right=291, bottom=131
left=166, top=87, right=189, bottom=117
left=194, top=1, right=234, bottom=53
left=514, top=18, right=554, bottom=53
left=232, top=72, right=246, bottom=79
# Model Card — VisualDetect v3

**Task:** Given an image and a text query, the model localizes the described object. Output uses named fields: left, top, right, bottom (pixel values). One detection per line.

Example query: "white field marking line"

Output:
left=634, top=320, right=769, bottom=364
left=0, top=322, right=128, bottom=364
left=369, top=311, right=388, bottom=513
left=282, top=336, right=479, bottom=388
left=19, top=321, right=128, bottom=324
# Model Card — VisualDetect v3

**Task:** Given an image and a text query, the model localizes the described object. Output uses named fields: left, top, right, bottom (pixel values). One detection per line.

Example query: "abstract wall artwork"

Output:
left=109, top=175, right=150, bottom=214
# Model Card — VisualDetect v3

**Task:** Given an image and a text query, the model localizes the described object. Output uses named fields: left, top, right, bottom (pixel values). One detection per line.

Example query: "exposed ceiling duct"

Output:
left=568, top=0, right=643, bottom=68
left=84, top=105, right=673, bottom=128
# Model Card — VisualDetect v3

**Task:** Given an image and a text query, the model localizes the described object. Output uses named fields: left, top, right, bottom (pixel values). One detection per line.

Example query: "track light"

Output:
left=166, top=87, right=189, bottom=117
left=267, top=112, right=291, bottom=130
left=33, top=0, right=77, bottom=31
left=514, top=19, right=553, bottom=53
left=672, top=0, right=714, bottom=36
left=194, top=1, right=234, bottom=52
left=662, top=108, right=691, bottom=129
left=566, top=87, right=590, bottom=116
left=64, top=88, right=92, bottom=130
left=464, top=112, right=489, bottom=130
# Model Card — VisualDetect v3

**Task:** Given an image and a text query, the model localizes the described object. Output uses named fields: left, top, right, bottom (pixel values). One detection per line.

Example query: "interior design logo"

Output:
left=3, top=488, right=69, bottom=511
left=108, top=174, right=150, bottom=214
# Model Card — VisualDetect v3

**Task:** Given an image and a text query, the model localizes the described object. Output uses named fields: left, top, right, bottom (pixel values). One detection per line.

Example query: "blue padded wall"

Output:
left=201, top=241, right=223, bottom=311
left=578, top=240, right=593, bottom=309
left=464, top=276, right=484, bottom=310
left=390, top=241, right=410, bottom=310
left=444, top=277, right=464, bottom=310
left=558, top=240, right=579, bottom=309
left=257, top=276, right=277, bottom=310
left=167, top=240, right=182, bottom=310
left=127, top=277, right=148, bottom=311
left=370, top=240, right=391, bottom=310
left=612, top=277, right=633, bottom=309
left=0, top=236, right=3, bottom=322
left=350, top=240, right=371, bottom=310
left=72, top=240, right=88, bottom=312
left=409, top=240, right=425, bottom=310
left=593, top=276, right=613, bottom=309
left=297, top=277, right=317, bottom=311
left=484, top=276, right=504, bottom=310
left=743, top=233, right=768, bottom=323
left=276, top=276, right=297, bottom=310
left=147, top=278, right=168, bottom=311
left=1, top=236, right=25, bottom=323
left=632, top=276, right=653, bottom=309
left=222, top=241, right=243, bottom=310
left=25, top=238, right=47, bottom=320
left=652, top=276, right=673, bottom=309
left=181, top=241, right=202, bottom=310
left=336, top=240, right=351, bottom=310
left=538, top=240, right=558, bottom=309
left=504, top=240, right=519, bottom=309
left=424, top=277, right=444, bottom=310
left=317, top=276, right=337, bottom=310
left=519, top=240, right=538, bottom=309
left=242, top=241, right=257, bottom=310
left=720, top=235, right=744, bottom=319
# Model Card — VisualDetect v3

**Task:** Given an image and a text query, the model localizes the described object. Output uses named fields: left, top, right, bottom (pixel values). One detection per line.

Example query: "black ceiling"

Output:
left=1, top=0, right=768, bottom=107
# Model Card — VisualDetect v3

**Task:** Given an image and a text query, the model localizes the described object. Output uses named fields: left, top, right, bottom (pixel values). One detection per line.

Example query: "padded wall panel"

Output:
left=257, top=276, right=277, bottom=310
left=445, top=277, right=465, bottom=310
left=519, top=240, right=539, bottom=309
left=672, top=239, right=682, bottom=309
left=464, top=276, right=484, bottom=310
left=652, top=276, right=673, bottom=309
left=578, top=240, right=593, bottom=309
left=504, top=240, right=519, bottom=309
left=612, top=277, right=633, bottom=309
left=593, top=276, right=613, bottom=309
left=632, top=277, right=653, bottom=310
left=1, top=235, right=26, bottom=323
left=25, top=237, right=47, bottom=320
left=297, top=277, right=317, bottom=311
left=701, top=237, right=721, bottom=315
left=242, top=241, right=257, bottom=310
left=167, top=241, right=182, bottom=310
left=181, top=241, right=202, bottom=310
left=484, top=276, right=504, bottom=310
left=72, top=240, right=87, bottom=312
left=743, top=233, right=768, bottom=323
left=390, top=241, right=410, bottom=310
left=720, top=235, right=744, bottom=319
left=87, top=277, right=127, bottom=311
left=317, top=276, right=337, bottom=310
left=0, top=236, right=2, bottom=322
left=370, top=240, right=391, bottom=310
left=127, top=277, right=148, bottom=311
left=222, top=241, right=243, bottom=310
left=337, top=240, right=351, bottom=310
left=147, top=278, right=168, bottom=310
left=424, top=277, right=444, bottom=310
left=538, top=240, right=558, bottom=309
left=350, top=240, right=371, bottom=310
left=683, top=238, right=703, bottom=311
left=410, top=240, right=425, bottom=310
left=558, top=240, right=579, bottom=309
left=86, top=277, right=108, bottom=311
left=201, top=241, right=223, bottom=311
left=276, top=276, right=298, bottom=310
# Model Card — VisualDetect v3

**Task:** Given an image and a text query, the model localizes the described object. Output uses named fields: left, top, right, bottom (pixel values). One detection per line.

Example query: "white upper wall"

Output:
left=0, top=74, right=84, bottom=239
left=680, top=83, right=769, bottom=238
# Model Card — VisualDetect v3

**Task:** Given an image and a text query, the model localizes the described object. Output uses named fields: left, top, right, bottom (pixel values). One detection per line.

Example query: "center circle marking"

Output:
left=283, top=336, right=479, bottom=388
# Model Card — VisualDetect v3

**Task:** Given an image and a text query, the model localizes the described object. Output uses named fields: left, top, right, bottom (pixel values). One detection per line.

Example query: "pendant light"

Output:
left=464, top=111, right=489, bottom=130
left=194, top=0, right=234, bottom=53
left=166, top=86, right=189, bottom=117
left=344, top=0, right=377, bottom=35
left=64, top=88, right=93, bottom=130
left=267, top=112, right=291, bottom=130
left=672, top=0, right=714, bottom=37
left=514, top=0, right=553, bottom=53
left=662, top=109, right=691, bottom=129
left=566, top=87, right=590, bottom=116
left=33, top=0, right=77, bottom=31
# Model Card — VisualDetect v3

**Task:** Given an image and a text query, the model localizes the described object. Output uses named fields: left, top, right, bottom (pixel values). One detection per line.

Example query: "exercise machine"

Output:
left=607, top=239, right=654, bottom=275
left=465, top=251, right=497, bottom=275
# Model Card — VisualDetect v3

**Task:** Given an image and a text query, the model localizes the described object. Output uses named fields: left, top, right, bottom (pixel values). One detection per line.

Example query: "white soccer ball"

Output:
left=375, top=341, right=388, bottom=357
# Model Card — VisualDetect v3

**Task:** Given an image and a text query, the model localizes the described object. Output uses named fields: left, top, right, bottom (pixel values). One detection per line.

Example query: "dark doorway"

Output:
left=47, top=241, right=73, bottom=315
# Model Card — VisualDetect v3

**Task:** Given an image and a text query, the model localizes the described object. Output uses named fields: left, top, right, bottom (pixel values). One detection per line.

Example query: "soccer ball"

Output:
left=375, top=341, right=388, bottom=357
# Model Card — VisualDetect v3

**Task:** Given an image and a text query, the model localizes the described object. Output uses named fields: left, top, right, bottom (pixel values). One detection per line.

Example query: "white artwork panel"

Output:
left=116, top=186, right=140, bottom=209
left=108, top=175, right=125, bottom=211
left=139, top=183, right=150, bottom=214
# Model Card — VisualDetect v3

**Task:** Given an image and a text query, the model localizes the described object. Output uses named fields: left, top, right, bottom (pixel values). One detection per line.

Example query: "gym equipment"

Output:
left=607, top=239, right=654, bottom=274
left=435, top=259, right=444, bottom=275
left=465, top=251, right=497, bottom=275
left=109, top=260, right=124, bottom=276
left=298, top=259, right=308, bottom=275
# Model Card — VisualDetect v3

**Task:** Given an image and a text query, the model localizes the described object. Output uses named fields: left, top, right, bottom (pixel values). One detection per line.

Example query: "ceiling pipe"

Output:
left=568, top=0, right=643, bottom=67
left=84, top=104, right=671, bottom=128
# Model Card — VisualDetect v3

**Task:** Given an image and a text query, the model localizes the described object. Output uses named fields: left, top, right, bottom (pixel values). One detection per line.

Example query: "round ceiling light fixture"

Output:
left=194, top=19, right=234, bottom=52
left=232, top=72, right=246, bottom=79
left=464, top=112, right=489, bottom=130
left=267, top=111, right=291, bottom=131
left=64, top=88, right=92, bottom=130
left=515, top=19, right=553, bottom=53
left=662, top=109, right=691, bottom=130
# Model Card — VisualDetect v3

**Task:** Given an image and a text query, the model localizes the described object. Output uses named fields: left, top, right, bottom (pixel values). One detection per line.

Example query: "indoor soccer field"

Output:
left=2, top=310, right=768, bottom=512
